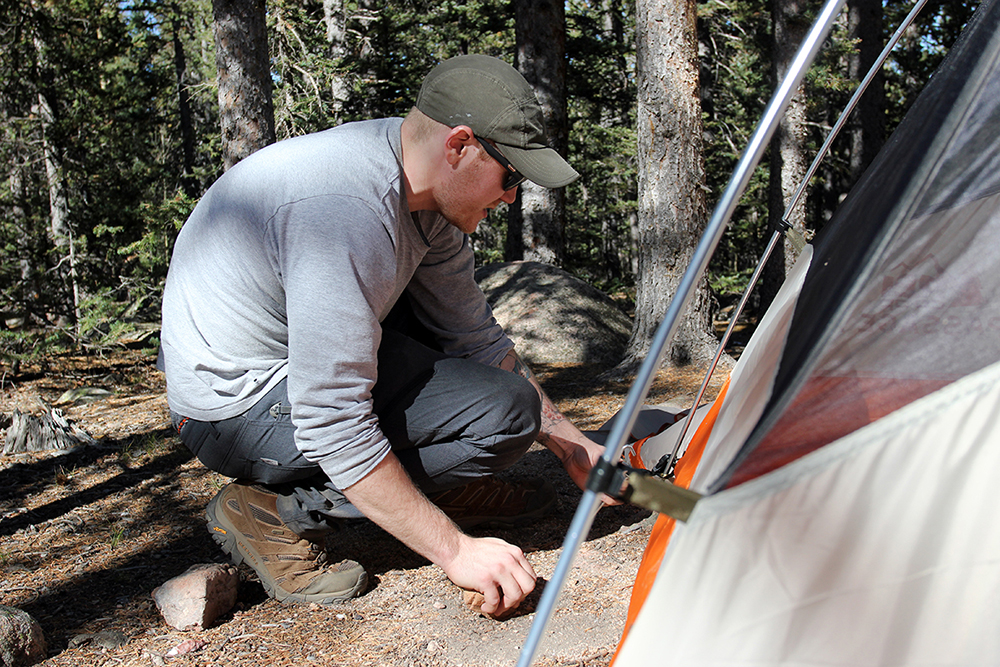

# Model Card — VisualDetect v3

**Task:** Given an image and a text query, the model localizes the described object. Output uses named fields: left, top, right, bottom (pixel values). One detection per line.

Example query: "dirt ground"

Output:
left=0, top=349, right=726, bottom=667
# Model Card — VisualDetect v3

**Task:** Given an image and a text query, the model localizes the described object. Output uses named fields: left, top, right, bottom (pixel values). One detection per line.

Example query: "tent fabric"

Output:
left=727, top=190, right=1000, bottom=489
left=612, top=2, right=1000, bottom=663
left=713, top=0, right=1000, bottom=492
left=613, top=377, right=728, bottom=663
left=615, top=358, right=1000, bottom=666
left=622, top=245, right=811, bottom=477
left=611, top=245, right=813, bottom=663
left=689, top=246, right=812, bottom=491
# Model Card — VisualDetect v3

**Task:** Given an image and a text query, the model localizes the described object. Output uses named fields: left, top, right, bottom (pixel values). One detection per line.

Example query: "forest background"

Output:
left=0, top=0, right=980, bottom=373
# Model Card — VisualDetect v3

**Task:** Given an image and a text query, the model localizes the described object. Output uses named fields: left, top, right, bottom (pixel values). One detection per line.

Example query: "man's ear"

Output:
left=443, top=125, right=476, bottom=166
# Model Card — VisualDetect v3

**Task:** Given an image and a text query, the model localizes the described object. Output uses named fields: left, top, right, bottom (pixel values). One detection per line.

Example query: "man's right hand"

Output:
left=342, top=453, right=536, bottom=615
left=440, top=533, right=537, bottom=616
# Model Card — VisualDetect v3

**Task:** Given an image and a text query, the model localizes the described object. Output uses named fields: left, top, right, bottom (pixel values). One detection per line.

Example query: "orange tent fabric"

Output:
left=611, top=378, right=730, bottom=664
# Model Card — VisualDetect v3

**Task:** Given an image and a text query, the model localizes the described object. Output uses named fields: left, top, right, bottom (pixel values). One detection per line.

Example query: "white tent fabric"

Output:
left=629, top=246, right=813, bottom=478
left=606, top=5, right=1000, bottom=666
left=688, top=246, right=812, bottom=490
left=616, top=358, right=1000, bottom=666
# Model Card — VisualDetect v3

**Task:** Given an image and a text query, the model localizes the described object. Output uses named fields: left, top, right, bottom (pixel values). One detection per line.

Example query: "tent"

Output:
left=610, top=0, right=1000, bottom=663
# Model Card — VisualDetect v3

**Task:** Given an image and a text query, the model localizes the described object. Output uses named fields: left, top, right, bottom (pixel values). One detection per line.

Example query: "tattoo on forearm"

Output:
left=510, top=354, right=535, bottom=381
left=506, top=351, right=567, bottom=435
left=541, top=399, right=565, bottom=427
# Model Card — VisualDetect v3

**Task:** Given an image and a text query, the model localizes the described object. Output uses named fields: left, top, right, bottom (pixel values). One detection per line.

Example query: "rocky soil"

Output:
left=0, top=349, right=725, bottom=667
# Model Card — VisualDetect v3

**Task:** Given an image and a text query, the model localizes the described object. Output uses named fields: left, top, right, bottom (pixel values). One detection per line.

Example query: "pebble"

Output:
left=433, top=601, right=447, bottom=610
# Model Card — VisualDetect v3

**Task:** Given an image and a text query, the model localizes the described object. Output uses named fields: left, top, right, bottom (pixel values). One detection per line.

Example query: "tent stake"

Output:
left=515, top=0, right=847, bottom=664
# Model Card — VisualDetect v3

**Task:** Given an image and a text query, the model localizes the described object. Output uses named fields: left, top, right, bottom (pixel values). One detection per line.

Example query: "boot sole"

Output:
left=206, top=493, right=367, bottom=605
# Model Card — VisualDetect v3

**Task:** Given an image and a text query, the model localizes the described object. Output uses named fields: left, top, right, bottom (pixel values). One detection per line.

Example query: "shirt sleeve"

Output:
left=270, top=195, right=395, bottom=490
left=405, top=221, right=514, bottom=367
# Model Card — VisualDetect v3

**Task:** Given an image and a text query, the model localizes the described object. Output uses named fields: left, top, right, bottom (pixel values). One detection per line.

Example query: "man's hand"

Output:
left=343, top=454, right=538, bottom=614
left=440, top=534, right=537, bottom=616
left=559, top=434, right=604, bottom=490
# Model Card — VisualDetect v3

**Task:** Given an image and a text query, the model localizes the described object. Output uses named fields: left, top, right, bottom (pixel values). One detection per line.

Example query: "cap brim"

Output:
left=501, top=144, right=580, bottom=189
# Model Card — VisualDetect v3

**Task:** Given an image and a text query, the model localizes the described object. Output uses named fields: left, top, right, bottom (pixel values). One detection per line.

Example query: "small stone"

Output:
left=152, top=563, right=239, bottom=631
left=460, top=589, right=518, bottom=621
left=433, top=601, right=447, bottom=610
left=165, top=638, right=206, bottom=657
left=427, top=640, right=441, bottom=652
left=93, top=629, right=128, bottom=650
left=0, top=605, right=47, bottom=667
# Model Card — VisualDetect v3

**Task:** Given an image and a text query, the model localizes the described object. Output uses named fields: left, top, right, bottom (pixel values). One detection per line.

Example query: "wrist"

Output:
left=437, top=530, right=472, bottom=574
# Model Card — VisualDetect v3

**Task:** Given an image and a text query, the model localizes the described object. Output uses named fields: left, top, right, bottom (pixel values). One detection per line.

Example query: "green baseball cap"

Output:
left=416, top=54, right=579, bottom=189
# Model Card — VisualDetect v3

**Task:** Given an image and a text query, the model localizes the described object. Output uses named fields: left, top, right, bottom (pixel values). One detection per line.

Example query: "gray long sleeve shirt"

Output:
left=161, top=118, right=513, bottom=489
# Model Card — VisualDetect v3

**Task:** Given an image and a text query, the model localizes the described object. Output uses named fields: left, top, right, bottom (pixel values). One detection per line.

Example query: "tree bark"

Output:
left=507, top=0, right=569, bottom=266
left=32, top=13, right=80, bottom=329
left=847, top=0, right=885, bottom=182
left=323, top=0, right=350, bottom=122
left=171, top=14, right=197, bottom=196
left=624, top=0, right=717, bottom=369
left=212, top=0, right=275, bottom=170
left=761, top=0, right=811, bottom=312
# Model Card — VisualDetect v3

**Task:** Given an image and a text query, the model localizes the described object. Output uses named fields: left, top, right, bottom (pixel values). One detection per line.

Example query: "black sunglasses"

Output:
left=477, top=139, right=527, bottom=191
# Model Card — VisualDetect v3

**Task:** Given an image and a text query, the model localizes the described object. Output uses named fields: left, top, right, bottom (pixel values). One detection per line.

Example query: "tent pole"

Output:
left=784, top=0, right=930, bottom=221
left=654, top=228, right=783, bottom=477
left=515, top=0, right=847, bottom=664
left=654, top=0, right=930, bottom=476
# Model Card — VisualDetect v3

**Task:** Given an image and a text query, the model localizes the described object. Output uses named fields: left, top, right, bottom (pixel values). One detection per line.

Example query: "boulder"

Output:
left=476, top=262, right=631, bottom=366
left=0, top=606, right=46, bottom=667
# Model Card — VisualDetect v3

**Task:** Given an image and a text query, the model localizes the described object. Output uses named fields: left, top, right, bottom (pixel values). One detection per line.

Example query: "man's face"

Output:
left=437, top=144, right=519, bottom=234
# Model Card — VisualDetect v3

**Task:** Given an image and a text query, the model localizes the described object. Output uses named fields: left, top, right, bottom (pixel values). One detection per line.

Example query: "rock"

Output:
left=164, top=638, right=206, bottom=657
left=151, top=563, right=239, bottom=631
left=476, top=262, right=632, bottom=366
left=55, top=387, right=114, bottom=406
left=67, top=629, right=128, bottom=650
left=0, top=606, right=47, bottom=667
left=460, top=588, right=518, bottom=621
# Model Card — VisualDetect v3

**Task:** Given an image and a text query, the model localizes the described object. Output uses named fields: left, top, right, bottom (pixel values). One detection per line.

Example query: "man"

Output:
left=161, top=55, right=607, bottom=618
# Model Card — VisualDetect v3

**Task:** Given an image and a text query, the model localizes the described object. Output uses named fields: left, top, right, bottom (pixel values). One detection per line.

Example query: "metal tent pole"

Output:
left=652, top=227, right=784, bottom=476
left=655, top=0, right=930, bottom=479
left=515, top=0, right=847, bottom=664
left=784, top=0, right=930, bottom=218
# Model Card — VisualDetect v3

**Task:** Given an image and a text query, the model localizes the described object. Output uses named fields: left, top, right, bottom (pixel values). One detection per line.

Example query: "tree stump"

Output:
left=3, top=405, right=96, bottom=455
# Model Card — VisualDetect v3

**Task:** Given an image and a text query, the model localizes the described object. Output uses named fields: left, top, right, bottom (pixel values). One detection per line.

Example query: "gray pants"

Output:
left=172, top=325, right=541, bottom=538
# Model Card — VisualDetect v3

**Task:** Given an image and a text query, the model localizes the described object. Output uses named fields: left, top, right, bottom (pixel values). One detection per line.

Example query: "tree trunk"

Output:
left=32, top=17, right=81, bottom=330
left=624, top=0, right=717, bottom=370
left=171, top=15, right=197, bottom=196
left=212, top=0, right=275, bottom=170
left=323, top=0, right=350, bottom=122
left=847, top=0, right=885, bottom=182
left=761, top=0, right=811, bottom=312
left=507, top=0, right=569, bottom=266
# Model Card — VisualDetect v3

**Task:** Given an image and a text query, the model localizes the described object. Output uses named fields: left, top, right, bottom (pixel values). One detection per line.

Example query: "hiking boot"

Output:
left=206, top=481, right=367, bottom=605
left=427, top=476, right=556, bottom=529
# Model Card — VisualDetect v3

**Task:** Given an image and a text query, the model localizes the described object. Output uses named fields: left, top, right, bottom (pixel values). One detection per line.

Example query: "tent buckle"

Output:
left=587, top=459, right=702, bottom=523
